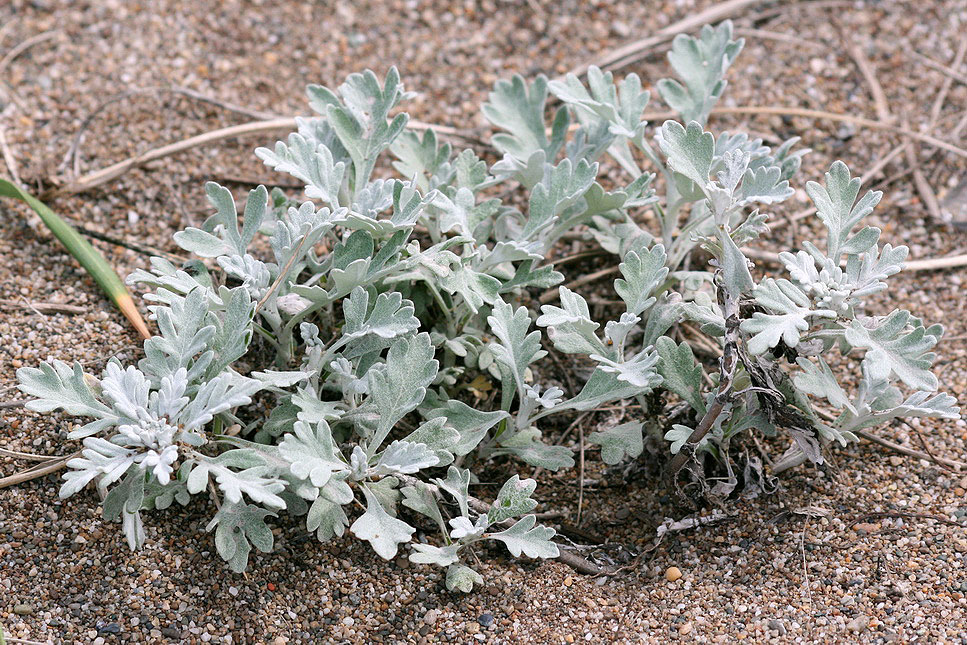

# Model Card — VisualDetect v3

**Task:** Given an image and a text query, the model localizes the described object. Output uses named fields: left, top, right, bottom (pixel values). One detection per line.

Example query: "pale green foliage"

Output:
left=16, top=21, right=958, bottom=589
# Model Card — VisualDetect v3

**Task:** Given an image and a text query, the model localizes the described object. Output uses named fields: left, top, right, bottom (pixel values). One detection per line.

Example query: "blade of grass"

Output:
left=0, top=178, right=150, bottom=339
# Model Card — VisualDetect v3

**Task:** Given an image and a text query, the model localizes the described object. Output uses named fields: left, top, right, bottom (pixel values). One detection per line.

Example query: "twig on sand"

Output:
left=853, top=428, right=966, bottom=472
left=566, top=0, right=763, bottom=78
left=847, top=45, right=892, bottom=123
left=50, top=117, right=480, bottom=198
left=0, top=124, right=21, bottom=185
left=0, top=451, right=79, bottom=490
left=0, top=299, right=86, bottom=314
left=0, top=29, right=60, bottom=77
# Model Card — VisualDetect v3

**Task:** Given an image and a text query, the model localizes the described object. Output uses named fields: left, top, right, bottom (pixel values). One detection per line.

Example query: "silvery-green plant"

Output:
left=17, top=20, right=958, bottom=587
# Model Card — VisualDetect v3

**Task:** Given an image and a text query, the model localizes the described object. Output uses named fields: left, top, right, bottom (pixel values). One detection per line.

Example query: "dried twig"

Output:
left=910, top=50, right=967, bottom=86
left=0, top=123, right=21, bottom=185
left=0, top=29, right=60, bottom=77
left=51, top=117, right=480, bottom=198
left=61, top=86, right=280, bottom=176
left=0, top=447, right=63, bottom=462
left=539, top=266, right=618, bottom=304
left=847, top=45, right=892, bottom=123
left=566, top=0, right=763, bottom=78
left=745, top=246, right=967, bottom=273
left=928, top=37, right=967, bottom=129
left=0, top=451, right=78, bottom=490
left=903, top=125, right=942, bottom=222
left=0, top=299, right=86, bottom=314
left=853, top=428, right=966, bottom=471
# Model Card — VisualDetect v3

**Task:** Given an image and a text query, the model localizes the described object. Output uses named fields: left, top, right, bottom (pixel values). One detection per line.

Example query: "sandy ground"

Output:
left=2, top=0, right=967, bottom=642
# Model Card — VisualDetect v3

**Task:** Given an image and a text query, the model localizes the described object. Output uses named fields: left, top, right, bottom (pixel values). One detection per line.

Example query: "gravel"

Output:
left=2, top=0, right=967, bottom=642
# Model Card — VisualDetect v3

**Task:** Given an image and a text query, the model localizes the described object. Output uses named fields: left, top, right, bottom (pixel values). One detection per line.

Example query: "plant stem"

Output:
left=665, top=276, right=740, bottom=484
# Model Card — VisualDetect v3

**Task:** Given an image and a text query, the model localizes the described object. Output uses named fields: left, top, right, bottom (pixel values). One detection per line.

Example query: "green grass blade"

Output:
left=0, top=178, right=150, bottom=339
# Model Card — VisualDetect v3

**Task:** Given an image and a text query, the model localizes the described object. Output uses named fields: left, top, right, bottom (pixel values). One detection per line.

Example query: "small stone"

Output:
left=889, top=456, right=904, bottom=467
left=342, top=617, right=354, bottom=627
left=13, top=604, right=33, bottom=615
left=273, top=637, right=287, bottom=645
left=847, top=615, right=869, bottom=633
left=228, top=586, right=239, bottom=596
left=424, top=609, right=439, bottom=626
left=665, top=566, right=682, bottom=582
left=161, top=627, right=183, bottom=639
left=679, top=622, right=692, bottom=635
left=615, top=508, right=630, bottom=520
left=853, top=523, right=879, bottom=535
left=98, top=623, right=121, bottom=634
left=563, top=576, right=573, bottom=587
left=477, top=613, right=494, bottom=627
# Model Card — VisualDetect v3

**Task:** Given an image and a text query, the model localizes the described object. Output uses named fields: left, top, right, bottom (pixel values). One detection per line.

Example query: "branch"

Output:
left=666, top=277, right=741, bottom=483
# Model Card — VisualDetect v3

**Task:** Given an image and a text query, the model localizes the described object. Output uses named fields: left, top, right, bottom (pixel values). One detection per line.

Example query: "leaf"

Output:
left=311, top=68, right=410, bottom=191
left=279, top=421, right=347, bottom=489
left=342, top=287, right=420, bottom=341
left=590, top=350, right=662, bottom=389
left=557, top=367, right=643, bottom=412
left=17, top=360, right=114, bottom=421
left=390, top=128, right=453, bottom=193
left=409, top=543, right=461, bottom=567
left=656, top=337, right=706, bottom=414
left=446, top=563, right=484, bottom=593
left=306, top=496, right=349, bottom=542
left=488, top=515, right=559, bottom=559
left=188, top=451, right=286, bottom=509
left=664, top=423, right=709, bottom=455
left=614, top=244, right=668, bottom=315
left=657, top=120, right=714, bottom=191
left=403, top=417, right=460, bottom=466
left=495, top=427, right=574, bottom=471
left=844, top=310, right=942, bottom=391
left=102, top=468, right=146, bottom=550
left=432, top=466, right=472, bottom=517
left=439, top=263, right=501, bottom=314
left=548, top=66, right=650, bottom=138
left=487, top=300, right=546, bottom=398
left=371, top=440, right=440, bottom=476
left=794, top=357, right=856, bottom=413
left=483, top=74, right=565, bottom=162
left=401, top=482, right=447, bottom=535
left=366, top=333, right=439, bottom=453
left=423, top=400, right=508, bottom=457
left=657, top=20, right=743, bottom=125
left=488, top=475, right=538, bottom=524
left=256, top=133, right=347, bottom=206
left=806, top=161, right=882, bottom=260
left=350, top=486, right=416, bottom=560
left=742, top=278, right=835, bottom=355
left=588, top=422, right=644, bottom=465
left=206, top=502, right=277, bottom=573
left=0, top=178, right=150, bottom=339
left=536, top=287, right=604, bottom=355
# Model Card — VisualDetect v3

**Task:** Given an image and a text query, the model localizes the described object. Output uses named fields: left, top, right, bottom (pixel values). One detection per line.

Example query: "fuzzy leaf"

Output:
left=488, top=515, right=559, bottom=559
left=844, top=310, right=942, bottom=391
left=446, top=564, right=484, bottom=593
left=656, top=337, right=706, bottom=414
left=206, top=502, right=276, bottom=573
left=614, top=244, right=668, bottom=315
left=588, top=422, right=644, bottom=465
left=488, top=475, right=538, bottom=524
left=487, top=300, right=546, bottom=398
left=351, top=486, right=416, bottom=560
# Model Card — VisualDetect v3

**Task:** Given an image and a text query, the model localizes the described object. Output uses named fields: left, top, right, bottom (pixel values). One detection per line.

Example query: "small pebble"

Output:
left=665, top=566, right=682, bottom=582
left=478, top=613, right=494, bottom=627
left=13, top=604, right=33, bottom=615
left=424, top=609, right=439, bottom=626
